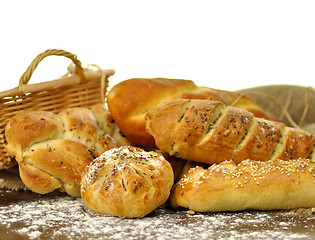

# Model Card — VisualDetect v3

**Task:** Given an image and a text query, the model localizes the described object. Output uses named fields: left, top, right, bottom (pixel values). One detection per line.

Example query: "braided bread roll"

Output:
left=170, top=158, right=315, bottom=212
left=107, top=78, right=280, bottom=147
left=80, top=146, right=174, bottom=218
left=5, top=103, right=121, bottom=197
left=145, top=99, right=315, bottom=165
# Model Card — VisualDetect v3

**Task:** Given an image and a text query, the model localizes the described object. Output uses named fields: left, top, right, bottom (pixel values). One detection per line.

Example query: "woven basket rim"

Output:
left=0, top=68, right=115, bottom=99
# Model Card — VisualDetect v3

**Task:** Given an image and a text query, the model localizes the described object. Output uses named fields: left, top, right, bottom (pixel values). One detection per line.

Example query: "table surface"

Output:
left=0, top=189, right=315, bottom=240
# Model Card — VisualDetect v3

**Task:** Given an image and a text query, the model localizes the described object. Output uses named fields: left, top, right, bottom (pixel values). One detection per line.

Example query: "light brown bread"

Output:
left=80, top=146, right=174, bottom=218
left=20, top=139, right=94, bottom=196
left=145, top=99, right=315, bottom=165
left=170, top=158, right=315, bottom=212
left=107, top=78, right=280, bottom=147
left=90, top=103, right=133, bottom=146
left=5, top=103, right=122, bottom=197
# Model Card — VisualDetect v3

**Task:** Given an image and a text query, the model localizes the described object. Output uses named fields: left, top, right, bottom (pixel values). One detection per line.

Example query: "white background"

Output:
left=0, top=0, right=314, bottom=92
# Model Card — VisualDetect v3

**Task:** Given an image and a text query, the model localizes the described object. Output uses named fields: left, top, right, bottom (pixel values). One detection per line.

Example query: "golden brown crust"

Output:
left=90, top=103, right=115, bottom=136
left=18, top=160, right=62, bottom=194
left=107, top=78, right=280, bottom=147
left=80, top=146, right=174, bottom=218
left=4, top=104, right=121, bottom=196
left=21, top=140, right=93, bottom=196
left=145, top=99, right=315, bottom=165
left=59, top=108, right=99, bottom=148
left=90, top=103, right=133, bottom=146
left=176, top=160, right=210, bottom=182
left=5, top=111, right=63, bottom=158
left=170, top=158, right=315, bottom=212
left=160, top=152, right=185, bottom=180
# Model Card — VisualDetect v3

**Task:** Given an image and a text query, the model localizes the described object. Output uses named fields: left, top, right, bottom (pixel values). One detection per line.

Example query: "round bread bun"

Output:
left=80, top=146, right=174, bottom=218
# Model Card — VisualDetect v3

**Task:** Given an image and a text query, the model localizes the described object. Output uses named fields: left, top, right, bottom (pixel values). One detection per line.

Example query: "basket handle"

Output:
left=18, top=49, right=85, bottom=96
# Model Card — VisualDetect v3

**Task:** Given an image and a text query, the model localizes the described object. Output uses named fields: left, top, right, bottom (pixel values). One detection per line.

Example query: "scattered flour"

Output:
left=0, top=194, right=314, bottom=240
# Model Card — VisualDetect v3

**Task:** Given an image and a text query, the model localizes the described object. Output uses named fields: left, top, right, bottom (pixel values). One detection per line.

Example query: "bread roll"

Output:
left=158, top=153, right=184, bottom=181
left=5, top=104, right=120, bottom=197
left=175, top=160, right=209, bottom=182
left=81, top=146, right=174, bottom=218
left=107, top=78, right=280, bottom=147
left=20, top=139, right=94, bottom=196
left=170, top=158, right=315, bottom=212
left=145, top=99, right=315, bottom=165
left=159, top=152, right=208, bottom=182
left=90, top=103, right=133, bottom=146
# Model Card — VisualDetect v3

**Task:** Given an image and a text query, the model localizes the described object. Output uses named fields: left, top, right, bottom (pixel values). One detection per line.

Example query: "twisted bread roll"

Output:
left=5, top=103, right=122, bottom=197
left=170, top=158, right=315, bottom=212
left=90, top=103, right=133, bottom=146
left=145, top=99, right=315, bottom=165
left=107, top=78, right=280, bottom=147
left=80, top=146, right=174, bottom=218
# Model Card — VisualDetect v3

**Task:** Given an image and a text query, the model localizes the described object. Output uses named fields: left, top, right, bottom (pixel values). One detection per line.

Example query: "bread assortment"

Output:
left=170, top=158, right=315, bottom=212
left=4, top=103, right=121, bottom=197
left=145, top=98, right=315, bottom=165
left=107, top=78, right=280, bottom=147
left=2, top=77, right=315, bottom=217
left=81, top=146, right=174, bottom=218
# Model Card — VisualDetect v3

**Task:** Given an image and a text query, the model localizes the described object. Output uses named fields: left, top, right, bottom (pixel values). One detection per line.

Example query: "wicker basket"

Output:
left=0, top=49, right=115, bottom=170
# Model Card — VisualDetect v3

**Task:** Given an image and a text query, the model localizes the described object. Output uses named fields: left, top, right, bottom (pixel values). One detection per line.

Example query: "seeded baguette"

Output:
left=169, top=158, right=315, bottom=212
left=145, top=99, right=315, bottom=165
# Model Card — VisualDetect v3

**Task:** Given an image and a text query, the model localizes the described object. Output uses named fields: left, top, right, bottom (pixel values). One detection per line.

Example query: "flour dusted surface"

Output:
left=0, top=191, right=314, bottom=240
